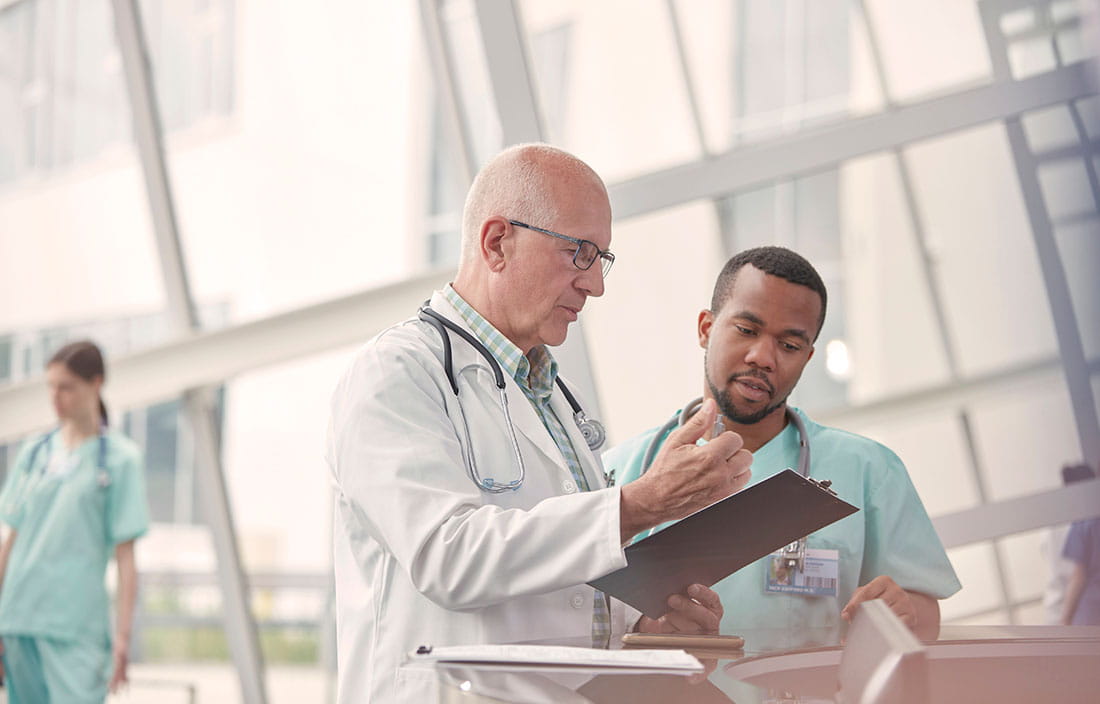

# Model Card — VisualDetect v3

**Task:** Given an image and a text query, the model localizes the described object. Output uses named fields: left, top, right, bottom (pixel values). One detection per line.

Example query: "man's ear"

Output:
left=481, top=217, right=511, bottom=273
left=698, top=309, right=714, bottom=349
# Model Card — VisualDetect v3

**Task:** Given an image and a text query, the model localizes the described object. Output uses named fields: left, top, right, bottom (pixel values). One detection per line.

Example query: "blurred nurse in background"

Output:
left=0, top=340, right=149, bottom=703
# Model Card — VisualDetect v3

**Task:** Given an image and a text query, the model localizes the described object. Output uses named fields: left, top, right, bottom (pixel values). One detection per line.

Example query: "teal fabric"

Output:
left=1, top=634, right=110, bottom=704
left=604, top=406, right=961, bottom=633
left=0, top=429, right=149, bottom=644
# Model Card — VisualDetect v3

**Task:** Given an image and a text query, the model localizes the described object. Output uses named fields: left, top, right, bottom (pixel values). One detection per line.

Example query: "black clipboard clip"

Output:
left=808, top=477, right=836, bottom=496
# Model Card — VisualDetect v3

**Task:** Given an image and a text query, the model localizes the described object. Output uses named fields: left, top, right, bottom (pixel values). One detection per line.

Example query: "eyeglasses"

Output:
left=509, top=220, right=615, bottom=277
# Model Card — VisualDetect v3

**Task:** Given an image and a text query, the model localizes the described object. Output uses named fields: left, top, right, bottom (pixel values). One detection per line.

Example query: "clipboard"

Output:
left=589, top=469, right=858, bottom=619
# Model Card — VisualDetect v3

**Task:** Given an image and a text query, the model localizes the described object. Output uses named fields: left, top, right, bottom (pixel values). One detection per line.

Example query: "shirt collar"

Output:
left=443, top=285, right=558, bottom=396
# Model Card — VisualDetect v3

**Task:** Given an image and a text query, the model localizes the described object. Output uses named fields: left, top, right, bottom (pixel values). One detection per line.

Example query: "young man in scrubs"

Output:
left=605, top=247, right=961, bottom=638
left=0, top=341, right=149, bottom=703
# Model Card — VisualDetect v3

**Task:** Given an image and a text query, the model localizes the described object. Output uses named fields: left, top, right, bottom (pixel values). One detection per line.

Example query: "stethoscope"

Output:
left=639, top=397, right=829, bottom=572
left=418, top=305, right=607, bottom=493
left=26, top=426, right=111, bottom=489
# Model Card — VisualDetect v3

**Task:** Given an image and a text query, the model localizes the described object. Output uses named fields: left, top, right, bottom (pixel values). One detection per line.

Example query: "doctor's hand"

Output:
left=619, top=398, right=752, bottom=542
left=636, top=584, right=724, bottom=635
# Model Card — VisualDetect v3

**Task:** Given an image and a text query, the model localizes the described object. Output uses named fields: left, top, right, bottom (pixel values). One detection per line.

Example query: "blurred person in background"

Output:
left=1061, top=464, right=1100, bottom=625
left=0, top=340, right=149, bottom=703
left=1042, top=463, right=1096, bottom=624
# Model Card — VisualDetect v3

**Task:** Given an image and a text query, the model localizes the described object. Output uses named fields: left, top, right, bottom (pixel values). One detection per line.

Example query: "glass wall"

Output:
left=1, top=0, right=1097, bottom=700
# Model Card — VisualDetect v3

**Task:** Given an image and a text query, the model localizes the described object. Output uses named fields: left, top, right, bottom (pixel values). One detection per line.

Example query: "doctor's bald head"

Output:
left=453, top=143, right=612, bottom=352
left=458, top=144, right=609, bottom=270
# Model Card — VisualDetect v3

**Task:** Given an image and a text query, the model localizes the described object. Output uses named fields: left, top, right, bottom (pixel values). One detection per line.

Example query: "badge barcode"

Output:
left=804, top=577, right=836, bottom=589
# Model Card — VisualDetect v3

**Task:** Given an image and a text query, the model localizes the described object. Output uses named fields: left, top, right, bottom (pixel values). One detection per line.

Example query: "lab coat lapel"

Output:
left=503, top=380, right=573, bottom=474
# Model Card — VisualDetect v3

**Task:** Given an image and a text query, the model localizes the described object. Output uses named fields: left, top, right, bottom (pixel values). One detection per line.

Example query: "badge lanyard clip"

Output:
left=781, top=537, right=807, bottom=573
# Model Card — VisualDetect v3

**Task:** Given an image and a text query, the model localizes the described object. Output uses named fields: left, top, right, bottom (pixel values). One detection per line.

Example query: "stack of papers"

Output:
left=408, top=644, right=703, bottom=671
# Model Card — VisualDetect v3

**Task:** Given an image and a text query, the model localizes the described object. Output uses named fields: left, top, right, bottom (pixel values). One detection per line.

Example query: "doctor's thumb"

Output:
left=670, top=398, right=716, bottom=446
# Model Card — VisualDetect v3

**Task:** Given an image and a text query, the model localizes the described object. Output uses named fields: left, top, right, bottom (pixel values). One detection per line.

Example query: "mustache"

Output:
left=727, top=370, right=775, bottom=396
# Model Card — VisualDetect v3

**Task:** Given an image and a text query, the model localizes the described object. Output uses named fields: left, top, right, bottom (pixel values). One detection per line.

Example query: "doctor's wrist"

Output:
left=619, top=484, right=659, bottom=544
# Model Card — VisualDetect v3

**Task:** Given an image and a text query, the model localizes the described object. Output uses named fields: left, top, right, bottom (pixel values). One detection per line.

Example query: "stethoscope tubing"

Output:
left=27, top=426, right=111, bottom=488
left=418, top=304, right=606, bottom=493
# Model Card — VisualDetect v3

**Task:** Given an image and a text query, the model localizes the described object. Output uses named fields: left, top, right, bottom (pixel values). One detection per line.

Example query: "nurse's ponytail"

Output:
left=49, top=340, right=109, bottom=426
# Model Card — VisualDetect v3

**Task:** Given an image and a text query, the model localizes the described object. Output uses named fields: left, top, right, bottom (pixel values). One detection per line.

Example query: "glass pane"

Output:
left=1022, top=104, right=1080, bottom=154
left=586, top=200, right=725, bottom=444
left=838, top=152, right=952, bottom=399
left=863, top=0, right=991, bottom=102
left=520, top=0, right=702, bottom=182
left=941, top=542, right=1002, bottom=622
left=1037, top=157, right=1097, bottom=221
left=848, top=410, right=980, bottom=516
left=903, top=123, right=1059, bottom=376
left=1000, top=529, right=1048, bottom=620
left=440, top=0, right=501, bottom=165
left=222, top=350, right=351, bottom=573
left=160, top=1, right=429, bottom=325
left=970, top=380, right=1080, bottom=502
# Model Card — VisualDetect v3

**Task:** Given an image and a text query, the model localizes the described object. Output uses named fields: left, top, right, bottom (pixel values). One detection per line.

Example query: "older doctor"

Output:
left=326, top=144, right=753, bottom=702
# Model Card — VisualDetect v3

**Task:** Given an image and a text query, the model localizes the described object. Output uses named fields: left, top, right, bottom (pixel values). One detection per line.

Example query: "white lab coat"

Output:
left=326, top=290, right=637, bottom=703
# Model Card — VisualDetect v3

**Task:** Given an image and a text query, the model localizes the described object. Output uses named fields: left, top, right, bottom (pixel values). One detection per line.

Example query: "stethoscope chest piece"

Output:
left=575, top=412, right=606, bottom=452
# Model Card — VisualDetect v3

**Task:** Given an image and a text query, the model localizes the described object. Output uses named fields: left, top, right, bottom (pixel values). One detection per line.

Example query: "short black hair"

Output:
left=710, top=246, right=828, bottom=340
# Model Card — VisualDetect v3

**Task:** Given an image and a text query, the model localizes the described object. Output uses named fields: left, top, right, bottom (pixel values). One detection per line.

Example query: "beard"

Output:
left=705, top=365, right=790, bottom=426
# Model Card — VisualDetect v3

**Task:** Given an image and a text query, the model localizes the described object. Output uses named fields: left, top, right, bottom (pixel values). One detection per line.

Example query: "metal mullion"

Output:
left=663, top=0, right=740, bottom=264
left=1029, top=137, right=1100, bottom=164
left=958, top=412, right=1017, bottom=624
left=862, top=0, right=1017, bottom=626
left=1003, top=116, right=1100, bottom=469
left=471, top=0, right=544, bottom=145
left=1065, top=101, right=1100, bottom=212
left=417, top=0, right=477, bottom=187
left=109, top=1, right=268, bottom=702
left=608, top=63, right=1095, bottom=221
left=664, top=0, right=711, bottom=158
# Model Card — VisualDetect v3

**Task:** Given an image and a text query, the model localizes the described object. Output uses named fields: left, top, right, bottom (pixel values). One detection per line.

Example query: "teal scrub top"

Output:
left=0, top=429, right=149, bottom=644
left=604, top=406, right=961, bottom=634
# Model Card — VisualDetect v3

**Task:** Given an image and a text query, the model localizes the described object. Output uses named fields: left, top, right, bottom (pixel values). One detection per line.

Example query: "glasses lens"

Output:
left=600, top=253, right=614, bottom=277
left=574, top=241, right=599, bottom=270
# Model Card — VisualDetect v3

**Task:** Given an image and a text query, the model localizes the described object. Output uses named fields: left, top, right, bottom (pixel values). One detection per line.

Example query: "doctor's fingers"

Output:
left=664, top=398, right=718, bottom=450
left=704, top=428, right=746, bottom=458
left=704, top=447, right=752, bottom=497
left=662, top=593, right=722, bottom=634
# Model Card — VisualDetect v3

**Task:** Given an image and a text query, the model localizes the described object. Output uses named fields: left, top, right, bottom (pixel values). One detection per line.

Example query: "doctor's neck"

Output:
left=450, top=278, right=524, bottom=351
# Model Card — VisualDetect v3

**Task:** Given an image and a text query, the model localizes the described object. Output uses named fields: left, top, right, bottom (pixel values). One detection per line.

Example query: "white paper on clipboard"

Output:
left=407, top=644, right=702, bottom=671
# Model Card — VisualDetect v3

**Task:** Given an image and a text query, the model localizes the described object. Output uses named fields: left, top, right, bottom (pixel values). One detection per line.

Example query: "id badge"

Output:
left=765, top=548, right=839, bottom=597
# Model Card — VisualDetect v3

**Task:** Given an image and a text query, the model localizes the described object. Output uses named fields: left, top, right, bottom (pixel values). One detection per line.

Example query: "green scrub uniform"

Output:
left=0, top=429, right=149, bottom=703
left=604, top=406, right=961, bottom=634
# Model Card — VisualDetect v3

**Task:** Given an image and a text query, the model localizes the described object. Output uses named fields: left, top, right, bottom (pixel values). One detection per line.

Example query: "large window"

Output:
left=0, top=0, right=235, bottom=185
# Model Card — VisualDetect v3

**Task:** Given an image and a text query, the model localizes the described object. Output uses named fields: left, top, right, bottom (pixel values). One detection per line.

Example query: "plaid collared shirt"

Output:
left=443, top=285, right=610, bottom=645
